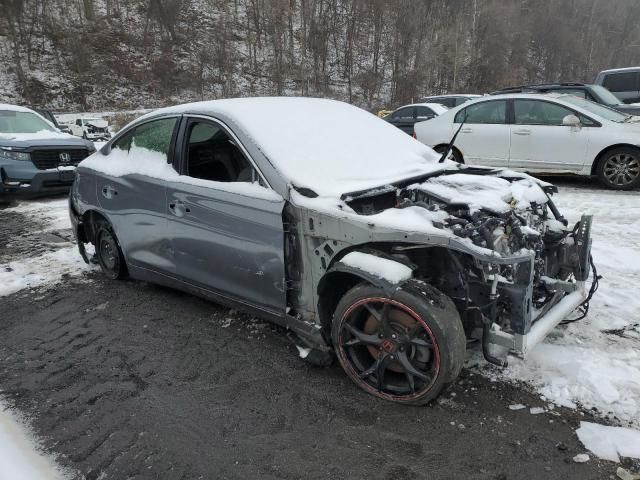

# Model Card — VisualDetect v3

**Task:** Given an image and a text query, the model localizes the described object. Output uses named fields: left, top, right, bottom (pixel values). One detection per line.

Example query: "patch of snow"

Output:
left=341, top=252, right=413, bottom=284
left=529, top=407, right=545, bottom=415
left=0, top=246, right=94, bottom=297
left=296, top=345, right=311, bottom=359
left=576, top=421, right=640, bottom=462
left=80, top=145, right=282, bottom=201
left=487, top=185, right=640, bottom=427
left=573, top=453, right=590, bottom=463
left=508, top=403, right=527, bottom=410
left=11, top=198, right=72, bottom=232
left=0, top=402, right=70, bottom=480
left=134, top=97, right=446, bottom=197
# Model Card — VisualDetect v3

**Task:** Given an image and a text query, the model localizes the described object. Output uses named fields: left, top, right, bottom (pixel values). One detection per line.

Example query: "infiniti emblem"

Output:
left=59, top=152, right=71, bottom=164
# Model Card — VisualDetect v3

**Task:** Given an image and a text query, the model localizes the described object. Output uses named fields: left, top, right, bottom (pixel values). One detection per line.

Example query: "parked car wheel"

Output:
left=331, top=283, right=465, bottom=405
left=596, top=147, right=640, bottom=190
left=95, top=221, right=127, bottom=280
left=433, top=145, right=463, bottom=163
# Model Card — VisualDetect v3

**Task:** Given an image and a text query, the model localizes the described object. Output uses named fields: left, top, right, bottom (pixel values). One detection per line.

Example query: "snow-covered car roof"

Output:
left=138, top=97, right=445, bottom=198
left=0, top=103, right=39, bottom=113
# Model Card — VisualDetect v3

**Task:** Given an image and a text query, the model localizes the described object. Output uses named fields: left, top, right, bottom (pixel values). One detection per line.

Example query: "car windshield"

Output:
left=590, top=85, right=625, bottom=106
left=559, top=95, right=630, bottom=123
left=0, top=110, right=56, bottom=133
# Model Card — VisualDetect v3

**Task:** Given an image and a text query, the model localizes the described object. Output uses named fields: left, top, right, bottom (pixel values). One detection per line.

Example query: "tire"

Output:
left=434, top=145, right=463, bottom=164
left=95, top=220, right=127, bottom=280
left=331, top=283, right=466, bottom=405
left=596, top=147, right=640, bottom=190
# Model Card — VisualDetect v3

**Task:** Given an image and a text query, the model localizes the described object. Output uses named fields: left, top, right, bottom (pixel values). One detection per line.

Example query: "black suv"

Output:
left=492, top=83, right=640, bottom=116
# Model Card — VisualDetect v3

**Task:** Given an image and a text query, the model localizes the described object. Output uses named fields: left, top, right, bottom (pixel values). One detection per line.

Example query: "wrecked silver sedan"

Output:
left=69, top=98, right=594, bottom=404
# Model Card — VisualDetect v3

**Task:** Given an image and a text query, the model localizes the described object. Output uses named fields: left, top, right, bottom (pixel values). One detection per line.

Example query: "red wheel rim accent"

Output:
left=336, top=297, right=441, bottom=402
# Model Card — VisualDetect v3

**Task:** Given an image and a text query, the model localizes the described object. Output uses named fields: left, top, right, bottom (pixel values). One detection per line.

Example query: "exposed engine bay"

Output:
left=341, top=168, right=595, bottom=364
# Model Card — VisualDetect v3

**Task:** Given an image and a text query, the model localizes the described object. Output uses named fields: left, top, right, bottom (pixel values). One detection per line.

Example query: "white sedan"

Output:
left=414, top=93, right=640, bottom=189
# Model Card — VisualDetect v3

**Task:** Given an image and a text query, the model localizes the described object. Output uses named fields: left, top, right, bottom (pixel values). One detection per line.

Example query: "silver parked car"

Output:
left=70, top=98, right=595, bottom=405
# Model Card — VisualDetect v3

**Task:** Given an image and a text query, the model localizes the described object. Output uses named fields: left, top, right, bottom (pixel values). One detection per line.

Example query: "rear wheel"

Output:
left=95, top=221, right=127, bottom=280
left=434, top=145, right=463, bottom=163
left=596, top=147, right=640, bottom=190
left=331, top=284, right=466, bottom=405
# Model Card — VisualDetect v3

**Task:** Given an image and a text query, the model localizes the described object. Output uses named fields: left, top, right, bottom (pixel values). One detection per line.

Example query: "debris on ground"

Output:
left=573, top=453, right=590, bottom=463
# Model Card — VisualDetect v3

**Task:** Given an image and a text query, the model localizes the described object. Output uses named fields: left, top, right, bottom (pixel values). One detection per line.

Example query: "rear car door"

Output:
left=602, top=71, right=640, bottom=104
left=508, top=99, right=590, bottom=172
left=387, top=107, right=416, bottom=134
left=96, top=116, right=179, bottom=274
left=453, top=99, right=509, bottom=166
left=166, top=116, right=286, bottom=314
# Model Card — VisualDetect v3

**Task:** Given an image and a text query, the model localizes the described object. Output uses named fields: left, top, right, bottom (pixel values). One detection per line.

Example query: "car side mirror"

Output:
left=562, top=114, right=581, bottom=127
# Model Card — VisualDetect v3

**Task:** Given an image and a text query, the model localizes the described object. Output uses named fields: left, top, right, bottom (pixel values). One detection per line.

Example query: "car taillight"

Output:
left=412, top=131, right=417, bottom=139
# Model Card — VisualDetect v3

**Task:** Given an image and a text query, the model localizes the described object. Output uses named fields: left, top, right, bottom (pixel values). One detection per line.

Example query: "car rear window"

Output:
left=603, top=72, right=639, bottom=92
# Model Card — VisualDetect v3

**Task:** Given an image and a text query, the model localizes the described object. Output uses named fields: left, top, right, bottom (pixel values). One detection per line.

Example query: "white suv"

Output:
left=69, top=117, right=111, bottom=141
left=414, top=93, right=640, bottom=190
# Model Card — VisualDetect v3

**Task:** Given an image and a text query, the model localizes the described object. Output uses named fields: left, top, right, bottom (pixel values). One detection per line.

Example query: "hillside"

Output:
left=2, top=0, right=640, bottom=112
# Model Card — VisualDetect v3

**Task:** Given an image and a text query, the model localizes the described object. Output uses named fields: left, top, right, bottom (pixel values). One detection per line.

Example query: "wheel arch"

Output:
left=80, top=209, right=112, bottom=244
left=591, top=143, right=640, bottom=175
left=316, top=250, right=412, bottom=334
left=433, top=143, right=464, bottom=163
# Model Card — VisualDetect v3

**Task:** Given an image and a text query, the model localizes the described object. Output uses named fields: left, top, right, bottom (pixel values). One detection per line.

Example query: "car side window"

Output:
left=391, top=107, right=415, bottom=120
left=455, top=100, right=506, bottom=124
left=603, top=72, right=638, bottom=92
left=415, top=106, right=434, bottom=119
left=112, top=117, right=178, bottom=161
left=514, top=100, right=573, bottom=126
left=184, top=121, right=256, bottom=183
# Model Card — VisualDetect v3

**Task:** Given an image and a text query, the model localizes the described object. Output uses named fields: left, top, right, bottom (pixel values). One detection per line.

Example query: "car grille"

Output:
left=30, top=149, right=90, bottom=170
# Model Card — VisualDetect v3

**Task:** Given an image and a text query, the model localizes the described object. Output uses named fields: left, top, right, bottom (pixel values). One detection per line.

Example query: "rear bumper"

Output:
left=0, top=162, right=76, bottom=198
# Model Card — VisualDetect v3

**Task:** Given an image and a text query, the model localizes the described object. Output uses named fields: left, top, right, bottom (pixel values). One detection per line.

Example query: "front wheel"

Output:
left=95, top=221, right=127, bottom=280
left=596, top=147, right=640, bottom=190
left=331, top=283, right=466, bottom=405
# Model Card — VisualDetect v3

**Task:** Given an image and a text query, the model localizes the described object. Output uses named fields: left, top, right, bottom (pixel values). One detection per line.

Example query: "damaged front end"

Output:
left=341, top=168, right=595, bottom=366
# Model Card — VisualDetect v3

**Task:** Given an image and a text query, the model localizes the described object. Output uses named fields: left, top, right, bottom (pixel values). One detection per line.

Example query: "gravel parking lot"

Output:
left=0, top=178, right=636, bottom=479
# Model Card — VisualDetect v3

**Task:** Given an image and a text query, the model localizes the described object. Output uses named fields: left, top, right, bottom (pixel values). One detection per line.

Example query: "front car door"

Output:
left=96, top=116, right=180, bottom=274
left=453, top=99, right=509, bottom=166
left=508, top=99, right=590, bottom=173
left=166, top=116, right=286, bottom=314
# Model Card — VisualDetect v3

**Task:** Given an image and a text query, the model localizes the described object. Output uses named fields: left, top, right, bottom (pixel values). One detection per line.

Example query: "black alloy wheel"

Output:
left=597, top=147, right=640, bottom=190
left=332, top=284, right=466, bottom=405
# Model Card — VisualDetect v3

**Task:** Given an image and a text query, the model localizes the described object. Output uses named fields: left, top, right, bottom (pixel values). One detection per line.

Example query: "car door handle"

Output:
left=169, top=201, right=190, bottom=214
left=460, top=128, right=473, bottom=133
left=101, top=185, right=118, bottom=198
left=513, top=129, right=531, bottom=135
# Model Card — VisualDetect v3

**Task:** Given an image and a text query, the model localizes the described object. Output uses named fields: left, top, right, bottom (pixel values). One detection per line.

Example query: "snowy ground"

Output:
left=0, top=179, right=639, bottom=472
left=0, top=403, right=70, bottom=480
left=488, top=181, right=640, bottom=429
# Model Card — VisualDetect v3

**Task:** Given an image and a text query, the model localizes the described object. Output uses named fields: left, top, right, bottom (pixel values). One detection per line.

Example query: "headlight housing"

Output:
left=0, top=148, right=31, bottom=162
